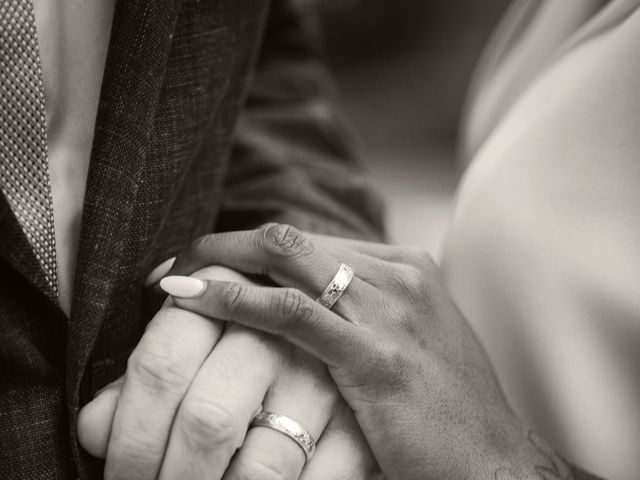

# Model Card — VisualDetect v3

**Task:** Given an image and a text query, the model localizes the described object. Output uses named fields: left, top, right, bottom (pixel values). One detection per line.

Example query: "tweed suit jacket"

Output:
left=0, top=0, right=385, bottom=478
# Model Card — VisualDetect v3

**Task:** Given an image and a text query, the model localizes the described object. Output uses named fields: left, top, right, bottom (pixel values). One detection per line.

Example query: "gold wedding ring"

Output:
left=316, top=263, right=354, bottom=310
left=250, top=411, right=316, bottom=462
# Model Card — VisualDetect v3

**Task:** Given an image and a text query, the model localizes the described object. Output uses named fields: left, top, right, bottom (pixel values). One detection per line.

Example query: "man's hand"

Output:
left=78, top=265, right=381, bottom=480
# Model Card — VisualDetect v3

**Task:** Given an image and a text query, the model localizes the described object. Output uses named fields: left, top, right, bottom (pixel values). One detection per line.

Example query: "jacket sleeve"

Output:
left=215, top=0, right=386, bottom=241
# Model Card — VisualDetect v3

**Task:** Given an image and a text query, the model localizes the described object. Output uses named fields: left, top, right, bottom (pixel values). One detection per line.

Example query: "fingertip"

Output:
left=144, top=257, right=176, bottom=286
left=78, top=385, right=121, bottom=459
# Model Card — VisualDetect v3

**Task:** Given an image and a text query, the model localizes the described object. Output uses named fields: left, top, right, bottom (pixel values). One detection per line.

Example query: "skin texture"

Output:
left=161, top=224, right=606, bottom=480
left=77, top=264, right=380, bottom=480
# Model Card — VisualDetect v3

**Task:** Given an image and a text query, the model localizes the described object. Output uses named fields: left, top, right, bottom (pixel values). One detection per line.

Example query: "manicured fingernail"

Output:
left=160, top=276, right=207, bottom=298
left=145, top=257, right=177, bottom=286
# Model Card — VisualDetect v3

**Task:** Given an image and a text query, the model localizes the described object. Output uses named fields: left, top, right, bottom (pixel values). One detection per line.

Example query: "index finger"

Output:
left=104, top=303, right=222, bottom=480
left=165, top=277, right=377, bottom=370
left=167, top=225, right=374, bottom=318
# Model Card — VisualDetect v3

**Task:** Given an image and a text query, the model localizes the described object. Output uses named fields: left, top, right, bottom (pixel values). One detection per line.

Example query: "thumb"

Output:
left=77, top=376, right=124, bottom=459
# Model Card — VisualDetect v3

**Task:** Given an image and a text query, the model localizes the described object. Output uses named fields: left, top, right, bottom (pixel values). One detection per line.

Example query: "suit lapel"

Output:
left=0, top=193, right=55, bottom=301
left=66, top=0, right=183, bottom=415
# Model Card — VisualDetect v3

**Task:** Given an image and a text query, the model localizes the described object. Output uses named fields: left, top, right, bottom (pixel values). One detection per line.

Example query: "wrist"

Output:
left=478, top=426, right=605, bottom=480
left=467, top=420, right=539, bottom=479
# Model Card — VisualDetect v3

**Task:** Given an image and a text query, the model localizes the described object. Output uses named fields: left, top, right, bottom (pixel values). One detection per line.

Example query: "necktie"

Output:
left=0, top=0, right=58, bottom=294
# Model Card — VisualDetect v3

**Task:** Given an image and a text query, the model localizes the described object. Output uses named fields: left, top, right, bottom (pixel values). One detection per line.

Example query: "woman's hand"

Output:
left=160, top=224, right=603, bottom=480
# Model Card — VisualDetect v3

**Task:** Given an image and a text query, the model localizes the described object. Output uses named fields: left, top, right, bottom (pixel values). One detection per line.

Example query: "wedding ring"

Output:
left=250, top=411, right=316, bottom=462
left=316, top=263, right=353, bottom=310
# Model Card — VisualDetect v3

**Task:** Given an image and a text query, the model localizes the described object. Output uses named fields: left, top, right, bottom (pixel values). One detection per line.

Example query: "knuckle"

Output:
left=276, top=289, right=315, bottom=325
left=382, top=265, right=423, bottom=301
left=178, top=399, right=241, bottom=452
left=127, top=343, right=191, bottom=394
left=105, top=432, right=165, bottom=476
left=230, top=456, right=291, bottom=480
left=220, top=282, right=245, bottom=313
left=375, top=340, right=423, bottom=390
left=262, top=223, right=314, bottom=259
left=375, top=341, right=409, bottom=378
left=258, top=222, right=280, bottom=231
left=193, top=233, right=215, bottom=251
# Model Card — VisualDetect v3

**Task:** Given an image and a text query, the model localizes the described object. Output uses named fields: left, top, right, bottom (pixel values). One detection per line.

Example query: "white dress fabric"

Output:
left=443, top=1, right=640, bottom=478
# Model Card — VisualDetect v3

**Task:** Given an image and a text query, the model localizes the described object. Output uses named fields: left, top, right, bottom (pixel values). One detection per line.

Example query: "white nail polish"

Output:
left=160, top=276, right=206, bottom=298
left=144, top=257, right=177, bottom=286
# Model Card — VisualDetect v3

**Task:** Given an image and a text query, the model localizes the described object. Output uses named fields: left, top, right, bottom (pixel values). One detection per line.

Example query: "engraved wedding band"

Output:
left=316, top=263, right=353, bottom=310
left=250, top=411, right=316, bottom=462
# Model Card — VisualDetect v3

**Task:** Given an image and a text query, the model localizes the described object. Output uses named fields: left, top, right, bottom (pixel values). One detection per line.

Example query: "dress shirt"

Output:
left=443, top=1, right=640, bottom=479
left=33, top=0, right=116, bottom=314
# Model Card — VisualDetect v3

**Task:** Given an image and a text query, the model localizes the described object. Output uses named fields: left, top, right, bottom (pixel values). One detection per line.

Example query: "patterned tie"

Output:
left=0, top=0, right=58, bottom=294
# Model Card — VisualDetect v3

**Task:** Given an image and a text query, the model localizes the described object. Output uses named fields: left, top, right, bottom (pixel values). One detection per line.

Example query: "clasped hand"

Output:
left=157, top=224, right=525, bottom=479
left=80, top=223, right=562, bottom=480
left=77, top=224, right=381, bottom=480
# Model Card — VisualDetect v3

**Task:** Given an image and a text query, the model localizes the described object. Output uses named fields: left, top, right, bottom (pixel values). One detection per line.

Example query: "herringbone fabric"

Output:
left=0, top=0, right=57, bottom=294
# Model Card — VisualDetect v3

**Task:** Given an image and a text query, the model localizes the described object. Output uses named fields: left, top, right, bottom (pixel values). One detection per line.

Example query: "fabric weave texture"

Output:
left=0, top=0, right=58, bottom=295
left=0, top=1, right=385, bottom=478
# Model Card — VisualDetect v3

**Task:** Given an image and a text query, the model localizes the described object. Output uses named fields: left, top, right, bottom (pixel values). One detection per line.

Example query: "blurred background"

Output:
left=316, top=0, right=511, bottom=254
